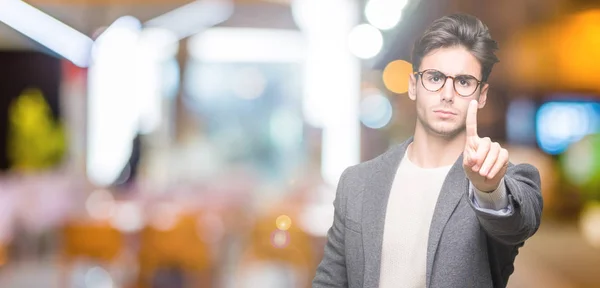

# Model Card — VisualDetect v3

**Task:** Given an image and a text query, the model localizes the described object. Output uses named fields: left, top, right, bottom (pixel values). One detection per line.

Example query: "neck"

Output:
left=408, top=123, right=465, bottom=168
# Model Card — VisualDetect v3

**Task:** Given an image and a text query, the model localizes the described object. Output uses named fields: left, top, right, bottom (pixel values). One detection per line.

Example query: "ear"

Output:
left=408, top=73, right=417, bottom=101
left=477, top=83, right=489, bottom=108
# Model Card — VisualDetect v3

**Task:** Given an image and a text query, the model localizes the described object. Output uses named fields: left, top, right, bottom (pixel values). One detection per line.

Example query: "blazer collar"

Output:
left=361, top=137, right=468, bottom=288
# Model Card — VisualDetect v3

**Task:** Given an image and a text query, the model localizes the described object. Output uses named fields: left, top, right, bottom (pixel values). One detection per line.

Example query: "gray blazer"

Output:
left=313, top=138, right=543, bottom=288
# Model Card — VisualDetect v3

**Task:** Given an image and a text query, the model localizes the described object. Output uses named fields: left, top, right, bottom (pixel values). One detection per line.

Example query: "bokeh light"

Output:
left=348, top=24, right=383, bottom=59
left=85, top=189, right=116, bottom=220
left=562, top=135, right=598, bottom=186
left=360, top=92, right=393, bottom=129
left=150, top=202, right=180, bottom=231
left=110, top=202, right=144, bottom=233
left=270, top=109, right=303, bottom=149
left=231, top=67, right=267, bottom=100
left=298, top=203, right=334, bottom=237
left=580, top=203, right=600, bottom=249
left=271, top=230, right=290, bottom=249
left=536, top=101, right=600, bottom=155
left=382, top=59, right=413, bottom=94
left=276, top=215, right=292, bottom=231
left=365, top=0, right=407, bottom=30
left=84, top=266, right=114, bottom=288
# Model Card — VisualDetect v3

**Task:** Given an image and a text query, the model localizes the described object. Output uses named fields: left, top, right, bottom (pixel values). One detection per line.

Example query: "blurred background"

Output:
left=0, top=0, right=599, bottom=287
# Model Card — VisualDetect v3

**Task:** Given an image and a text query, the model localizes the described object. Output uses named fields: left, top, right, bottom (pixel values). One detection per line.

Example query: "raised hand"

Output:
left=463, top=100, right=509, bottom=192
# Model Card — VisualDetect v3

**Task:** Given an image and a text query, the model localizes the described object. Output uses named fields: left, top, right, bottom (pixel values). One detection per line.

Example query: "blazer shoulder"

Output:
left=340, top=144, right=402, bottom=193
left=344, top=148, right=387, bottom=177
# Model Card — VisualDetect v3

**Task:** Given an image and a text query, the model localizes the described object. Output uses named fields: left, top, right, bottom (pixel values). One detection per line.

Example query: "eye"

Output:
left=426, top=73, right=443, bottom=82
left=456, top=77, right=475, bottom=87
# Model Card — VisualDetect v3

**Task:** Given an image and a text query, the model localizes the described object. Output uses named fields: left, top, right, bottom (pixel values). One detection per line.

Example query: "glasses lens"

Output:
left=421, top=70, right=446, bottom=92
left=454, top=75, right=478, bottom=96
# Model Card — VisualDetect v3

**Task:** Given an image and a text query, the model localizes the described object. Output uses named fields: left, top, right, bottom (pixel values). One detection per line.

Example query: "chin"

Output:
left=429, top=123, right=463, bottom=138
left=435, top=130, right=462, bottom=139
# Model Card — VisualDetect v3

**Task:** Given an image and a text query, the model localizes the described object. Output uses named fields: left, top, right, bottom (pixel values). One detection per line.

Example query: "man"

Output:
left=312, top=13, right=543, bottom=288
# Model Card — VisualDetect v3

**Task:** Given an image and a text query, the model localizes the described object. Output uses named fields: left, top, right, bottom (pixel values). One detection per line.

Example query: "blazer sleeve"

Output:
left=467, top=163, right=543, bottom=245
left=312, top=168, right=350, bottom=288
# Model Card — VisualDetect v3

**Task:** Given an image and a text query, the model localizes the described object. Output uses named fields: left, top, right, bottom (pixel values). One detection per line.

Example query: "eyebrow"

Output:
left=425, top=69, right=479, bottom=78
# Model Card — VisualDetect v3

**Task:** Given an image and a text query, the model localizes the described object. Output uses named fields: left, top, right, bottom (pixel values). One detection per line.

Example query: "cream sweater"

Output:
left=379, top=151, right=508, bottom=288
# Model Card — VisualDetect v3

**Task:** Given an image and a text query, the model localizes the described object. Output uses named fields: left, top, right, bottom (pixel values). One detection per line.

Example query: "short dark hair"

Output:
left=411, top=13, right=499, bottom=82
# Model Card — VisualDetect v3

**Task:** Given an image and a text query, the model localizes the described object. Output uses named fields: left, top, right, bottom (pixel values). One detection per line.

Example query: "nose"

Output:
left=440, top=77, right=455, bottom=102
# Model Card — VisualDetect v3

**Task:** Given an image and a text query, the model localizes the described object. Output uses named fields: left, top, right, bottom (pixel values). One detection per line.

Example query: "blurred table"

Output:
left=509, top=220, right=600, bottom=288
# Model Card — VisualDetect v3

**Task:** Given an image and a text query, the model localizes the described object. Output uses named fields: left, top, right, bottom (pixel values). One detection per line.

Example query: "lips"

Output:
left=433, top=109, right=457, bottom=115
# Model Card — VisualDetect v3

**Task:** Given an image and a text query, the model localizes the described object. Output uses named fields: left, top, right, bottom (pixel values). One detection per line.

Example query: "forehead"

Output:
left=419, top=46, right=482, bottom=78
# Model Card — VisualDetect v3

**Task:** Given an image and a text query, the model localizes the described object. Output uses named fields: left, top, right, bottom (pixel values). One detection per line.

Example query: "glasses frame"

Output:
left=413, top=69, right=483, bottom=97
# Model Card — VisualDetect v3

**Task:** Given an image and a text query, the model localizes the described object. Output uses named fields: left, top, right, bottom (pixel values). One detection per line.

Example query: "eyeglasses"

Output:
left=413, top=69, right=482, bottom=97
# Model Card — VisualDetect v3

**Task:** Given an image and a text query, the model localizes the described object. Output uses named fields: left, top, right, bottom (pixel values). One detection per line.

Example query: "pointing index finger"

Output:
left=466, top=100, right=479, bottom=138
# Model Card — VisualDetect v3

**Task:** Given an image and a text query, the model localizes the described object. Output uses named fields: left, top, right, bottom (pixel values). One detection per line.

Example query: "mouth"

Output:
left=433, top=109, right=457, bottom=116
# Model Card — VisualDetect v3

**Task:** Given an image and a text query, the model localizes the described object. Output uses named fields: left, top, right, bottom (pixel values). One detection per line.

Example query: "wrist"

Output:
left=473, top=182, right=499, bottom=193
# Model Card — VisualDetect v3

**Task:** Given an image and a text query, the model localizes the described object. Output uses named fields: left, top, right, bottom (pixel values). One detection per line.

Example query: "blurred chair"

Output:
left=0, top=241, right=7, bottom=268
left=237, top=207, right=316, bottom=288
left=62, top=221, right=123, bottom=262
left=137, top=211, right=215, bottom=288
left=60, top=220, right=125, bottom=287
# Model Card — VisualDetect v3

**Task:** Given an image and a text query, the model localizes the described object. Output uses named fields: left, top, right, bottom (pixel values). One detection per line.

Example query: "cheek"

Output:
left=414, top=97, right=427, bottom=112
left=415, top=91, right=437, bottom=110
left=456, top=104, right=471, bottom=119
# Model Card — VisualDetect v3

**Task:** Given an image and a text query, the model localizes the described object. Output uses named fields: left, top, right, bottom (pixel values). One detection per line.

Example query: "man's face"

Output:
left=408, top=46, right=489, bottom=139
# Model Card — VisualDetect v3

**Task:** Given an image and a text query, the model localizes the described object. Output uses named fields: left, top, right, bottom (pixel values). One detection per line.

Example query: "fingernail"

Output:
left=472, top=165, right=479, bottom=171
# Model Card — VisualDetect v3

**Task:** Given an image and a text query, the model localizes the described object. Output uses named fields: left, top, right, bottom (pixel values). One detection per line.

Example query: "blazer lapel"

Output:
left=362, top=138, right=412, bottom=288
left=426, top=155, right=469, bottom=288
